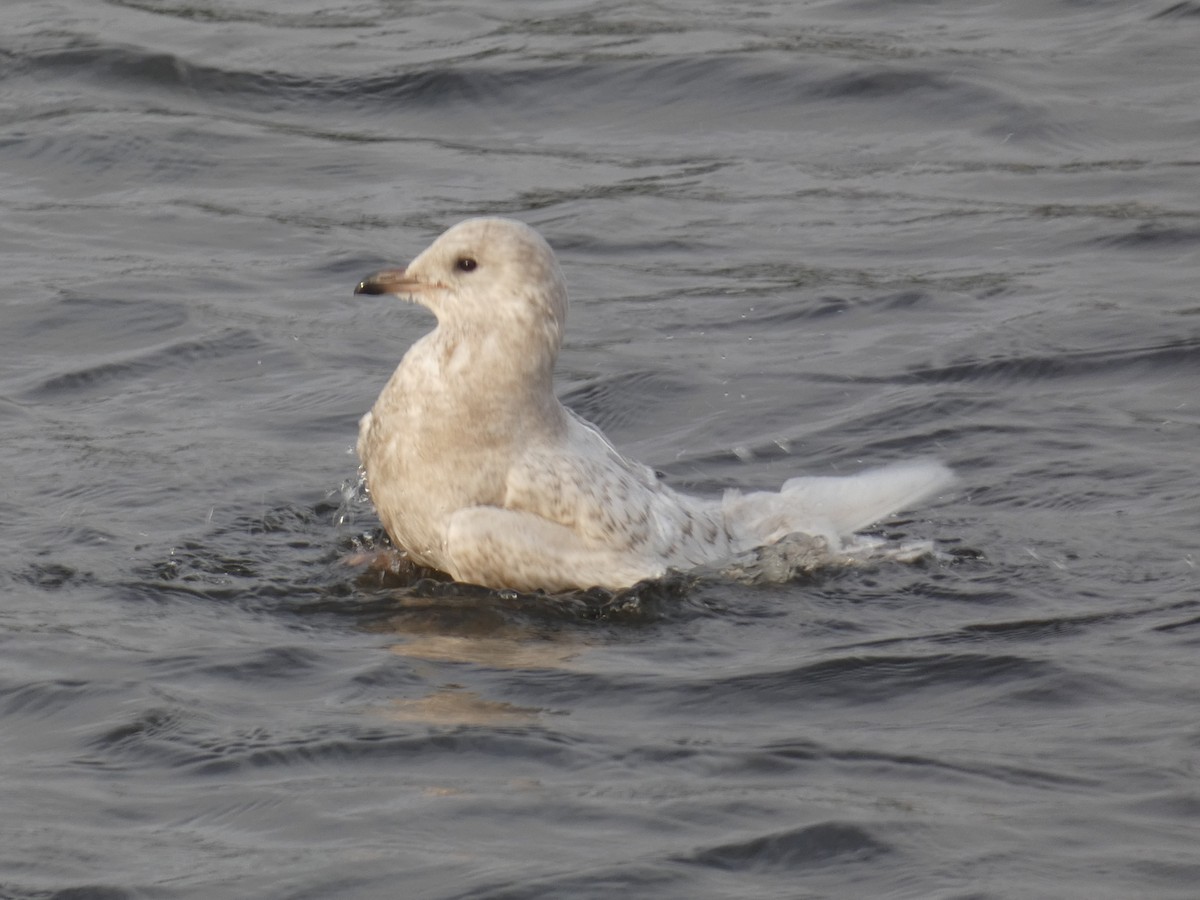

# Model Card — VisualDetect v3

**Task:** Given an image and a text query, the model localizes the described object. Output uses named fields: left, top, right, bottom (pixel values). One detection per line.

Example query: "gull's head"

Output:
left=354, top=218, right=568, bottom=347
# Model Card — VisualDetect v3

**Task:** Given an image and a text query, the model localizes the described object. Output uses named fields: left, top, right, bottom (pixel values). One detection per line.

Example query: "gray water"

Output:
left=2, top=1, right=1199, bottom=898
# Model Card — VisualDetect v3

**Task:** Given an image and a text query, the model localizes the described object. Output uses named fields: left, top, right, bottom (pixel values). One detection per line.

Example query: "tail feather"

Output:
left=723, top=459, right=957, bottom=548
left=782, top=459, right=957, bottom=535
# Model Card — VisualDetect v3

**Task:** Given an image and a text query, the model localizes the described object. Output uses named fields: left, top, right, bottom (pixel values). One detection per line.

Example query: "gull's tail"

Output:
left=723, top=459, right=957, bottom=548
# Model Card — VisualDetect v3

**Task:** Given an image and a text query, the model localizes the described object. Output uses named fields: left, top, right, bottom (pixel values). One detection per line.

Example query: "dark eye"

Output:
left=456, top=257, right=477, bottom=272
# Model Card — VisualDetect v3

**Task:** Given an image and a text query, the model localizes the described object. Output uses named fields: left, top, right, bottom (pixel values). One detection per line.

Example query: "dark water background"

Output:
left=2, top=1, right=1199, bottom=897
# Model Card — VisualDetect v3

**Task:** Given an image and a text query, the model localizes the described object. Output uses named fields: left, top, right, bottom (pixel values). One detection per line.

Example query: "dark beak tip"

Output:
left=354, top=279, right=386, bottom=296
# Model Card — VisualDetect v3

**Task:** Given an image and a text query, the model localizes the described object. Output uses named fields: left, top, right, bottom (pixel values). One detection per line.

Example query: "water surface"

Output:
left=2, top=1, right=1198, bottom=897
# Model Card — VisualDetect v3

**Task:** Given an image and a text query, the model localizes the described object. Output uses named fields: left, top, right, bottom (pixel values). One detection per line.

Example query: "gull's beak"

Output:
left=354, top=267, right=420, bottom=296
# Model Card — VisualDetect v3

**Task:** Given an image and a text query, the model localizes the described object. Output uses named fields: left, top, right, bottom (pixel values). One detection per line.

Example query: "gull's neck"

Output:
left=408, top=316, right=566, bottom=435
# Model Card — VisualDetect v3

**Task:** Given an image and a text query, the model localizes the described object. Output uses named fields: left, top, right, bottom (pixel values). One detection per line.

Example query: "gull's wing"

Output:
left=443, top=505, right=664, bottom=592
left=502, top=410, right=731, bottom=566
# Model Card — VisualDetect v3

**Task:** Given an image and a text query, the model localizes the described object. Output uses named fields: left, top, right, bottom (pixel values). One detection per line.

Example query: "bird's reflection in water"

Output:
left=385, top=687, right=546, bottom=726
left=389, top=631, right=583, bottom=669
left=378, top=627, right=576, bottom=726
left=348, top=544, right=690, bottom=727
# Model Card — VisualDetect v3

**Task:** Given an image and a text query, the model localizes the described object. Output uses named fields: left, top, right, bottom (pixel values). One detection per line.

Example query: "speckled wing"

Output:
left=503, top=410, right=733, bottom=569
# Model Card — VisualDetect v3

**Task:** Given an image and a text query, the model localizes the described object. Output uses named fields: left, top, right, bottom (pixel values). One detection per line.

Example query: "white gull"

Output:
left=354, top=217, right=955, bottom=593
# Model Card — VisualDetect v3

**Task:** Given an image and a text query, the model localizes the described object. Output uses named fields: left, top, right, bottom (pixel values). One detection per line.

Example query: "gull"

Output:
left=353, top=218, right=955, bottom=593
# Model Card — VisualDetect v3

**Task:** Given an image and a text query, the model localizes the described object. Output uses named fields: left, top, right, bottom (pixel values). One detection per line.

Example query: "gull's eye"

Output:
left=455, top=257, right=478, bottom=273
